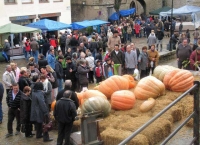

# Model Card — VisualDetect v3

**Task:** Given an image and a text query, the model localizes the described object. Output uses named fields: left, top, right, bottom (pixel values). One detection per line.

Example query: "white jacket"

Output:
left=2, top=71, right=16, bottom=89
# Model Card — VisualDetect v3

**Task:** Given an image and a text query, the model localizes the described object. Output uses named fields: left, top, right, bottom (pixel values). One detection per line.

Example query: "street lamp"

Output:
left=170, top=0, right=173, bottom=51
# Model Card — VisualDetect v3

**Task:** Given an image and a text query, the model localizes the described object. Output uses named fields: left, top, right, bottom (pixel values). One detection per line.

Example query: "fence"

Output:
left=118, top=81, right=200, bottom=145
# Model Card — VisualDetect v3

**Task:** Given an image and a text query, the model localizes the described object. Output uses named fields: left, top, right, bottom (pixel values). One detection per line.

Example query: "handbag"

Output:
left=43, top=121, right=53, bottom=132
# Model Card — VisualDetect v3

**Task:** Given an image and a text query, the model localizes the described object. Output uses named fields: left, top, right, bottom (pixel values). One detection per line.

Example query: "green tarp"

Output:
left=0, top=23, right=40, bottom=34
left=149, top=6, right=171, bottom=15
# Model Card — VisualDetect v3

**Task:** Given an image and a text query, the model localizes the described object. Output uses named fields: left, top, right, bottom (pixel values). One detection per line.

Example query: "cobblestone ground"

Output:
left=0, top=36, right=192, bottom=145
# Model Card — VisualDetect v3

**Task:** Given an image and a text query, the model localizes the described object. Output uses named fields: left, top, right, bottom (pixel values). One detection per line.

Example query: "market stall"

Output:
left=0, top=23, right=40, bottom=56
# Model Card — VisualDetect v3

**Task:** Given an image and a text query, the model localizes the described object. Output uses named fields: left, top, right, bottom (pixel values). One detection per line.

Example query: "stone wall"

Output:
left=71, top=0, right=200, bottom=22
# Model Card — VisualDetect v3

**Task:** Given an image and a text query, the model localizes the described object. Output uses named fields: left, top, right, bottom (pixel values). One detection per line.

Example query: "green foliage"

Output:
left=86, top=26, right=93, bottom=35
left=114, top=0, right=122, bottom=12
left=182, top=59, right=190, bottom=69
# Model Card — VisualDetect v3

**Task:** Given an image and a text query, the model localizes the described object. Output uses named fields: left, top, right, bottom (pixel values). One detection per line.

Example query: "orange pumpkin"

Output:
left=93, top=85, right=99, bottom=90
left=76, top=90, right=107, bottom=106
left=76, top=92, right=84, bottom=106
left=98, top=75, right=129, bottom=99
left=51, top=100, right=56, bottom=111
left=122, top=75, right=136, bottom=89
left=134, top=76, right=165, bottom=100
left=111, top=90, right=136, bottom=110
left=163, top=69, right=194, bottom=92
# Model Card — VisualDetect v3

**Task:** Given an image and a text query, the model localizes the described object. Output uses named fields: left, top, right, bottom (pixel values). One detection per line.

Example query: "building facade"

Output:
left=71, top=0, right=200, bottom=22
left=0, top=0, right=71, bottom=26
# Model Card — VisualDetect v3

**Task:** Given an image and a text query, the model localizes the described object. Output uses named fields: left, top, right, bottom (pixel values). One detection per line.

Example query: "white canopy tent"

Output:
left=160, top=5, right=200, bottom=28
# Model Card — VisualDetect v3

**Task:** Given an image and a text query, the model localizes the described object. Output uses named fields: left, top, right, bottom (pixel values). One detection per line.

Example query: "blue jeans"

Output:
left=0, top=102, right=2, bottom=121
left=194, top=39, right=198, bottom=45
left=57, top=79, right=63, bottom=92
left=24, top=51, right=32, bottom=61
left=32, top=50, right=39, bottom=64
left=127, top=34, right=132, bottom=42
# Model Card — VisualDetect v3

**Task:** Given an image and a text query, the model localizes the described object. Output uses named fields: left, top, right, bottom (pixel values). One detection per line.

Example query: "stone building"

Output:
left=71, top=0, right=200, bottom=22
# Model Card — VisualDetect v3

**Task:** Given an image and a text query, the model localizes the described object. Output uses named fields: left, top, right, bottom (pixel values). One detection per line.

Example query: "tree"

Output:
left=114, top=0, right=122, bottom=22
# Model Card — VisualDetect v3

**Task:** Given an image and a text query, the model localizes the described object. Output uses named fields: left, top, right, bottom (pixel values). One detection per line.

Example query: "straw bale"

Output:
left=186, top=118, right=193, bottom=127
left=117, top=116, right=151, bottom=131
left=101, top=127, right=149, bottom=145
left=141, top=118, right=172, bottom=145
left=99, top=115, right=133, bottom=132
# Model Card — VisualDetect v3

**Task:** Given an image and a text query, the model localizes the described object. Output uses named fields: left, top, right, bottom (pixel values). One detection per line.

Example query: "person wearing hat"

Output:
left=107, top=30, right=121, bottom=52
left=190, top=47, right=200, bottom=70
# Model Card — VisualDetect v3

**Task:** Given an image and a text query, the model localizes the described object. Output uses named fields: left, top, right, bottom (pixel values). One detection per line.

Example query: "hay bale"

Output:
left=118, top=116, right=151, bottom=131
left=186, top=118, right=193, bottom=127
left=101, top=127, right=149, bottom=145
left=141, top=118, right=172, bottom=145
left=99, top=115, right=133, bottom=132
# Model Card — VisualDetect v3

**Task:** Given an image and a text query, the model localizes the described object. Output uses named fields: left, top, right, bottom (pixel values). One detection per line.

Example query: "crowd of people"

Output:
left=1, top=15, right=200, bottom=145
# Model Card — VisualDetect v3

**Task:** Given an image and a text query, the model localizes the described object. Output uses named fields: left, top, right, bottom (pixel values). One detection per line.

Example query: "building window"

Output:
left=4, top=0, right=16, bottom=4
left=39, top=0, right=49, bottom=3
left=93, top=0, right=99, bottom=5
left=53, top=0, right=63, bottom=2
left=22, top=0, right=32, bottom=3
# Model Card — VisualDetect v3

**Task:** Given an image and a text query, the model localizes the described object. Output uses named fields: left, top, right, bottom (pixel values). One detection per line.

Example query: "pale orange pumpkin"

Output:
left=76, top=90, right=107, bottom=106
left=163, top=69, right=194, bottom=92
left=51, top=100, right=56, bottom=111
left=98, top=75, right=129, bottom=99
left=122, top=75, right=136, bottom=89
left=134, top=76, right=165, bottom=100
left=111, top=90, right=136, bottom=110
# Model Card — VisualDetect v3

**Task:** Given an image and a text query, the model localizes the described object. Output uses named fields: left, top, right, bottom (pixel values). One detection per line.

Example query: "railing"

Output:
left=119, top=81, right=200, bottom=145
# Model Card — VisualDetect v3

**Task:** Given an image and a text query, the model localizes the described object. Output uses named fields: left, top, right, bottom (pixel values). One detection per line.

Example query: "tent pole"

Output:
left=170, top=0, right=173, bottom=51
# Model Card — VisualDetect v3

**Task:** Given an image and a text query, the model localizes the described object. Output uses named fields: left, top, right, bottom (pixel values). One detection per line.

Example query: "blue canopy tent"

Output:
left=109, top=8, right=136, bottom=20
left=71, top=20, right=110, bottom=30
left=26, top=19, right=71, bottom=31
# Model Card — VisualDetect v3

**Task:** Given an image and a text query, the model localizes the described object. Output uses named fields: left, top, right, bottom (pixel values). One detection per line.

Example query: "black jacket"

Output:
left=0, top=82, right=4, bottom=103
left=18, top=76, right=31, bottom=92
left=55, top=61, right=63, bottom=79
left=38, top=59, right=48, bottom=71
left=20, top=93, right=32, bottom=124
left=77, top=65, right=90, bottom=85
left=54, top=98, right=77, bottom=123
left=110, top=50, right=125, bottom=65
left=6, top=90, right=22, bottom=109
left=49, top=72, right=58, bottom=89
left=69, top=38, right=79, bottom=47
left=156, top=31, right=164, bottom=40
left=64, top=62, right=76, bottom=80
left=88, top=41, right=98, bottom=52
left=60, top=35, right=66, bottom=44
left=56, top=87, right=79, bottom=109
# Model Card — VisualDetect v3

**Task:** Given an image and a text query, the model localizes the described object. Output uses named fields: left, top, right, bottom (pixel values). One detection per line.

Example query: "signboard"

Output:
left=9, top=15, right=36, bottom=21
left=38, top=12, right=61, bottom=18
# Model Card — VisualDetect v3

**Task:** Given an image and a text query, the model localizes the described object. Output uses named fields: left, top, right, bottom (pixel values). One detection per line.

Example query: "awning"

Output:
left=149, top=6, right=171, bottom=15
left=71, top=20, right=110, bottom=30
left=108, top=8, right=136, bottom=20
left=0, top=23, right=40, bottom=34
left=26, top=19, right=71, bottom=31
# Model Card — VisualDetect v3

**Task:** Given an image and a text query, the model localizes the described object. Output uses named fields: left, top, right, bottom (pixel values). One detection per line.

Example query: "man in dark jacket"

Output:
left=156, top=29, right=164, bottom=51
left=55, top=55, right=64, bottom=92
left=38, top=54, right=48, bottom=71
left=88, top=36, right=99, bottom=58
left=6, top=83, right=22, bottom=137
left=56, top=80, right=79, bottom=109
left=69, top=35, right=79, bottom=54
left=54, top=90, right=77, bottom=145
left=59, top=33, right=66, bottom=55
left=0, top=82, right=4, bottom=124
left=145, top=24, right=152, bottom=38
left=64, top=56, right=77, bottom=91
left=110, top=44, right=125, bottom=75
left=18, top=70, right=31, bottom=92
left=176, top=39, right=192, bottom=69
left=30, top=37, right=39, bottom=64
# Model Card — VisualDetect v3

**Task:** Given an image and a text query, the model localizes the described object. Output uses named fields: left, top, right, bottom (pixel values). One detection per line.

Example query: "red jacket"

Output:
left=25, top=41, right=31, bottom=51
left=95, top=66, right=103, bottom=77
left=134, top=24, right=141, bottom=34
left=49, top=38, right=58, bottom=48
left=190, top=50, right=200, bottom=70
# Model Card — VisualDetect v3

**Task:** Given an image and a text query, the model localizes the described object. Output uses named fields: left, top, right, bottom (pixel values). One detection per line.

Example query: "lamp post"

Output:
left=170, top=0, right=173, bottom=51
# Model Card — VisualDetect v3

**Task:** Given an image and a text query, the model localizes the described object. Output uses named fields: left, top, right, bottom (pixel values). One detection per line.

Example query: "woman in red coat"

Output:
left=25, top=38, right=31, bottom=61
left=134, top=23, right=141, bottom=38
left=190, top=47, right=200, bottom=70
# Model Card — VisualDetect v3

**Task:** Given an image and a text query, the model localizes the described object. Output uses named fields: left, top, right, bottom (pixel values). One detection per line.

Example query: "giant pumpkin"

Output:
left=98, top=75, right=129, bottom=99
left=77, top=90, right=107, bottom=106
left=153, top=65, right=178, bottom=81
left=82, top=96, right=111, bottom=117
left=163, top=69, right=194, bottom=92
left=134, top=76, right=165, bottom=100
left=122, top=75, right=136, bottom=89
left=111, top=90, right=136, bottom=110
